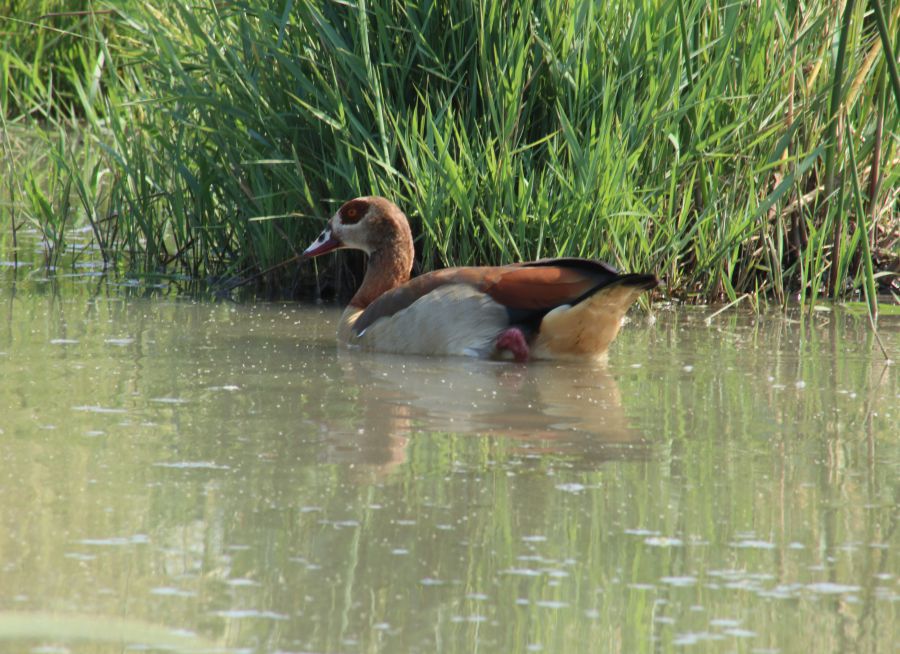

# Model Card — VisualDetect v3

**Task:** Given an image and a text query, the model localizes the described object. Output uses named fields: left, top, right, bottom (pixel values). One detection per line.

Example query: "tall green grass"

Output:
left=1, top=0, right=898, bottom=303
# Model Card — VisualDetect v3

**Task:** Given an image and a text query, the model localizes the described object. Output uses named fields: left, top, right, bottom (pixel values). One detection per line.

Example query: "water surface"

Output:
left=0, top=283, right=897, bottom=653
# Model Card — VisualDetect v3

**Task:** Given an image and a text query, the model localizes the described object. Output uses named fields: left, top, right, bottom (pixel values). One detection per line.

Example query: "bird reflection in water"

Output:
left=318, top=351, right=653, bottom=479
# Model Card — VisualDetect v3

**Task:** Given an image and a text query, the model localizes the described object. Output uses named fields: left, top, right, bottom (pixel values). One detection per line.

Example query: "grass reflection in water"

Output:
left=0, top=286, right=897, bottom=653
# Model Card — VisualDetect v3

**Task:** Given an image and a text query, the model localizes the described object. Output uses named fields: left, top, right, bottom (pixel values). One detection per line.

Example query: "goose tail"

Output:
left=532, top=274, right=659, bottom=359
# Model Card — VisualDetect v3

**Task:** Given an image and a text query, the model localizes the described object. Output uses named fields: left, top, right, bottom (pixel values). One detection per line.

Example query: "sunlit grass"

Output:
left=1, top=0, right=897, bottom=305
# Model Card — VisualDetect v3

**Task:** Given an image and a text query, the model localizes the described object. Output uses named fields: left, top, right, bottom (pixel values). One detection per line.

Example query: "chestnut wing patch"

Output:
left=483, top=263, right=618, bottom=310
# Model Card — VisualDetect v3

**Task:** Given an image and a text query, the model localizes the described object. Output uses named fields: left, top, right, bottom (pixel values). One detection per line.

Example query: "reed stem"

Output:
left=825, top=0, right=857, bottom=297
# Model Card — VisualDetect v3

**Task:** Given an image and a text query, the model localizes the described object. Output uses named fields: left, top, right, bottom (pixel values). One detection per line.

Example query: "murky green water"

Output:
left=0, top=280, right=897, bottom=653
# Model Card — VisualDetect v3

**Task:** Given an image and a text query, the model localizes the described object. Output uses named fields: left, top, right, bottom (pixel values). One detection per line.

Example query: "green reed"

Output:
left=1, top=0, right=897, bottom=302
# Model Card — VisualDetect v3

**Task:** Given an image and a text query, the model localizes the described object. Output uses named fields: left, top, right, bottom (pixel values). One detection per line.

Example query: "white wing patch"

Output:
left=349, top=284, right=509, bottom=358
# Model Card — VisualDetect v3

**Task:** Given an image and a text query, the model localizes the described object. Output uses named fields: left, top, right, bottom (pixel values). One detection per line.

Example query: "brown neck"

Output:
left=349, top=241, right=413, bottom=310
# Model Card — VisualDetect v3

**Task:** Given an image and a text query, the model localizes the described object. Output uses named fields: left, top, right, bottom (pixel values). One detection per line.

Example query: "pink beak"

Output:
left=302, top=228, right=343, bottom=258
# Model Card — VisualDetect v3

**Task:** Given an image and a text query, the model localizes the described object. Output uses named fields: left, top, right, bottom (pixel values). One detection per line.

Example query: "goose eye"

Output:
left=339, top=199, right=368, bottom=225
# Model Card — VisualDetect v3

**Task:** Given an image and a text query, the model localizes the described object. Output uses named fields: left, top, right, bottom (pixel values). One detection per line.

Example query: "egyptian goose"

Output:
left=303, top=196, right=658, bottom=361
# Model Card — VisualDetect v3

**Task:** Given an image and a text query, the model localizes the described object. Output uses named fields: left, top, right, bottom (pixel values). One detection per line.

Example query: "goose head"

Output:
left=303, top=196, right=413, bottom=262
left=302, top=196, right=416, bottom=308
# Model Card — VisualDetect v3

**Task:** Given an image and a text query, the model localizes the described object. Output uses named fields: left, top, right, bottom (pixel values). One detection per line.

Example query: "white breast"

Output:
left=347, top=284, right=509, bottom=358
